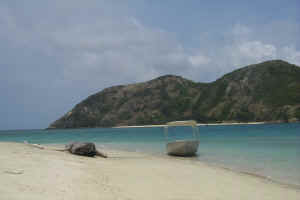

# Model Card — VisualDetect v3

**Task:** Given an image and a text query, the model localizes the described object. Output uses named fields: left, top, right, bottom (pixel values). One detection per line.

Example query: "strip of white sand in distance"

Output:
left=114, top=122, right=266, bottom=128
left=0, top=142, right=299, bottom=200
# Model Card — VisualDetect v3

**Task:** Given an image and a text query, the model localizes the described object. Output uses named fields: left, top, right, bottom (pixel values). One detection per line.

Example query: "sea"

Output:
left=0, top=123, right=299, bottom=187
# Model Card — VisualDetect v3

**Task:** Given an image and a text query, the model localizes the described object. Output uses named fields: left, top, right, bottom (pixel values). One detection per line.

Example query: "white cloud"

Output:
left=188, top=54, right=211, bottom=67
left=238, top=41, right=277, bottom=60
left=198, top=23, right=300, bottom=76
left=51, top=18, right=190, bottom=84
left=42, top=19, right=300, bottom=85
left=281, top=46, right=300, bottom=66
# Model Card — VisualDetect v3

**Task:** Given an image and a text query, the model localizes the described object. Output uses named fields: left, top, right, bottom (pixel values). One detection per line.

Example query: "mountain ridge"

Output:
left=49, top=60, right=300, bottom=129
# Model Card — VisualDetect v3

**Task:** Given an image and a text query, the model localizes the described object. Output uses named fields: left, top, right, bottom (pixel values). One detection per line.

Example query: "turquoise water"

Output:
left=0, top=123, right=300, bottom=186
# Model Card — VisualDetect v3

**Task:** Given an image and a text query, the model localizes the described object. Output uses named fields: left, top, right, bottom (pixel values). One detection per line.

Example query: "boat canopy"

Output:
left=165, top=120, right=197, bottom=127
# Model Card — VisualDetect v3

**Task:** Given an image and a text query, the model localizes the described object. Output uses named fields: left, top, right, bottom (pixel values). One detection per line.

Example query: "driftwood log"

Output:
left=65, top=142, right=107, bottom=158
left=24, top=141, right=107, bottom=158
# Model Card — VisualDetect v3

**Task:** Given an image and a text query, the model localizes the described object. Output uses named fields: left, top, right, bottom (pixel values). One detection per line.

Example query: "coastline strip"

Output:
left=114, top=121, right=266, bottom=128
left=1, top=142, right=299, bottom=200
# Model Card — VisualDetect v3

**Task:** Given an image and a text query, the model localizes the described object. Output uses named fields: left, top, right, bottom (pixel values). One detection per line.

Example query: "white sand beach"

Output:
left=0, top=142, right=299, bottom=200
left=114, top=121, right=266, bottom=128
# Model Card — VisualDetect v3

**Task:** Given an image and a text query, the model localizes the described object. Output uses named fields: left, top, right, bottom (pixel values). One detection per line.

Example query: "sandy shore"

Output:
left=114, top=122, right=266, bottom=128
left=1, top=142, right=299, bottom=200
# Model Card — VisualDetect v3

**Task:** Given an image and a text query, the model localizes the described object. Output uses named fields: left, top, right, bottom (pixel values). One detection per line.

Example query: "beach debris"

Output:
left=66, top=142, right=108, bottom=158
left=23, top=141, right=107, bottom=158
left=24, top=141, right=44, bottom=149
left=4, top=169, right=24, bottom=175
left=96, top=149, right=108, bottom=158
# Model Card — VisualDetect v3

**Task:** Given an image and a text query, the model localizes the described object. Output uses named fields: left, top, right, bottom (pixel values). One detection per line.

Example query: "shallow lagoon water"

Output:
left=1, top=123, right=299, bottom=186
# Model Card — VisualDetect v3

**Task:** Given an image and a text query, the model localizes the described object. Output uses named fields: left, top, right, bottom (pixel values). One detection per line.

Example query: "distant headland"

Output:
left=49, top=60, right=300, bottom=129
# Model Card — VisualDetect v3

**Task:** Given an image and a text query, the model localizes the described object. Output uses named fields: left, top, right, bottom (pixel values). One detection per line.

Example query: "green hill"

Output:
left=49, top=60, right=300, bottom=129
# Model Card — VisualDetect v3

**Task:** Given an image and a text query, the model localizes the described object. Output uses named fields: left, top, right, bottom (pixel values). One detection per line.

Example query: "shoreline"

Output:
left=8, top=141, right=300, bottom=189
left=1, top=142, right=300, bottom=199
left=100, top=144, right=300, bottom=190
left=49, top=142, right=300, bottom=190
left=43, top=121, right=299, bottom=130
left=114, top=121, right=267, bottom=128
left=199, top=159, right=300, bottom=191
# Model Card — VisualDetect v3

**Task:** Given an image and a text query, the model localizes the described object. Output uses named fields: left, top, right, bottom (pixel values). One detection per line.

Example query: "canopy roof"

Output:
left=165, top=120, right=197, bottom=127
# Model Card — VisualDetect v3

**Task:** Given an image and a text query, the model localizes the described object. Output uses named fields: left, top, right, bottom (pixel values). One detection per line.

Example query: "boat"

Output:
left=164, top=120, right=199, bottom=156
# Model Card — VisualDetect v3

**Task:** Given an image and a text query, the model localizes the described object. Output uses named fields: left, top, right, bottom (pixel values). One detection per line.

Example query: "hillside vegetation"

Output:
left=49, top=60, right=300, bottom=128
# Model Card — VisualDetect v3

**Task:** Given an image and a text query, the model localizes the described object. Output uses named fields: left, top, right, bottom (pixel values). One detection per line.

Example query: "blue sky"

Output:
left=0, top=0, right=299, bottom=130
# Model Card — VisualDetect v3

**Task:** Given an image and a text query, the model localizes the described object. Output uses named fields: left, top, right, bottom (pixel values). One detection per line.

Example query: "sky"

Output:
left=0, top=0, right=299, bottom=130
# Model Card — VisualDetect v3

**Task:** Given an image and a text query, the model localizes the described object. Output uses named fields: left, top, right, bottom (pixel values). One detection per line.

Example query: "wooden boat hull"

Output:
left=166, top=140, right=199, bottom=157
